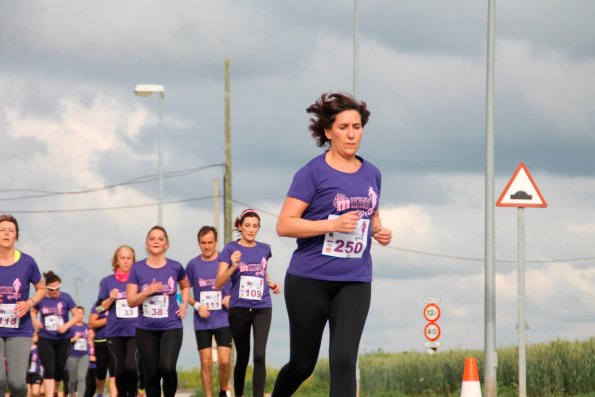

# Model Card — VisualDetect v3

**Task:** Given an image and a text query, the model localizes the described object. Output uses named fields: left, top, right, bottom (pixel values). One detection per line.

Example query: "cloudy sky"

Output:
left=2, top=1, right=594, bottom=369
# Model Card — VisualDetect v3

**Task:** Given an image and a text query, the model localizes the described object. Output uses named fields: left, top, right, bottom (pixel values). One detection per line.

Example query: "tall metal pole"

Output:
left=353, top=2, right=361, bottom=396
left=353, top=0, right=360, bottom=99
left=158, top=94, right=164, bottom=226
left=224, top=58, right=233, bottom=245
left=518, top=207, right=527, bottom=397
left=484, top=0, right=498, bottom=395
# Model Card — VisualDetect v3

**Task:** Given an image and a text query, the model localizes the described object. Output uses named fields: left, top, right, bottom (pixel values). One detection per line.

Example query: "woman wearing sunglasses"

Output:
left=0, top=214, right=45, bottom=397
left=31, top=270, right=81, bottom=397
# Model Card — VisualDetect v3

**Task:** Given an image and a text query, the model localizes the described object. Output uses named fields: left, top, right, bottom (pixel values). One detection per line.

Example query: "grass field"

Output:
left=178, top=337, right=595, bottom=397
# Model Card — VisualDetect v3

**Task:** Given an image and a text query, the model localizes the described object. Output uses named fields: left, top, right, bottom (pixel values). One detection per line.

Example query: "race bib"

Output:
left=239, top=276, right=264, bottom=301
left=200, top=291, right=222, bottom=310
left=142, top=295, right=169, bottom=318
left=74, top=337, right=87, bottom=351
left=0, top=304, right=19, bottom=329
left=322, top=215, right=369, bottom=259
left=115, top=299, right=138, bottom=319
left=44, top=315, right=64, bottom=331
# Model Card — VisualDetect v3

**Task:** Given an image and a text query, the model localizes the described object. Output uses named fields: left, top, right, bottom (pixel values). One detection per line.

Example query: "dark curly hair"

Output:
left=306, top=92, right=371, bottom=148
left=0, top=214, right=19, bottom=240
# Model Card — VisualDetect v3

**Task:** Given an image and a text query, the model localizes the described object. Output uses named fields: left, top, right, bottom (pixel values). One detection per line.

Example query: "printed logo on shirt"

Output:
left=332, top=186, right=378, bottom=217
left=42, top=302, right=64, bottom=315
left=198, top=278, right=216, bottom=288
left=238, top=257, right=267, bottom=277
left=0, top=278, right=23, bottom=301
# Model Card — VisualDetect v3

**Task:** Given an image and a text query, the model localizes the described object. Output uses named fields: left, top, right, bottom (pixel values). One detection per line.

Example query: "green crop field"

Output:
left=178, top=337, right=595, bottom=397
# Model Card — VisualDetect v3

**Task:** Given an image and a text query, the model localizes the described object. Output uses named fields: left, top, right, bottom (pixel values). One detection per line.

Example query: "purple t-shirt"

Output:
left=219, top=241, right=272, bottom=309
left=128, top=259, right=186, bottom=331
left=286, top=153, right=381, bottom=282
left=98, top=274, right=137, bottom=338
left=186, top=254, right=231, bottom=331
left=0, top=251, right=42, bottom=337
left=36, top=292, right=76, bottom=340
left=69, top=323, right=89, bottom=357
left=89, top=305, right=107, bottom=340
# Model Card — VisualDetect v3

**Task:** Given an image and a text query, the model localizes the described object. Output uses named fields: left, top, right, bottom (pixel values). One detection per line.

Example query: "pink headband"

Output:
left=240, top=208, right=259, bottom=218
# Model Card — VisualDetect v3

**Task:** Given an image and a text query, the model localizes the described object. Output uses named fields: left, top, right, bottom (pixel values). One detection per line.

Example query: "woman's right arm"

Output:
left=88, top=312, right=107, bottom=330
left=276, top=197, right=360, bottom=238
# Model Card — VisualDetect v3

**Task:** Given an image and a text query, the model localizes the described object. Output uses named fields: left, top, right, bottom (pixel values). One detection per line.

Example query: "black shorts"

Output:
left=194, top=327, right=233, bottom=350
left=26, top=372, right=43, bottom=385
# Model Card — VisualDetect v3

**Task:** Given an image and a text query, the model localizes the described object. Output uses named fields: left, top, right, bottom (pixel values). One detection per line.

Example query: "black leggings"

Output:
left=108, top=337, right=138, bottom=397
left=135, top=328, right=183, bottom=397
left=83, top=367, right=96, bottom=397
left=37, top=337, right=70, bottom=381
left=272, top=274, right=371, bottom=397
left=228, top=307, right=272, bottom=397
left=94, top=339, right=110, bottom=380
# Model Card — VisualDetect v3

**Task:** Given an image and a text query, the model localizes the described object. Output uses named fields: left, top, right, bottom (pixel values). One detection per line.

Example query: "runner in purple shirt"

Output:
left=127, top=225, right=190, bottom=397
left=31, top=270, right=81, bottom=397
left=186, top=226, right=232, bottom=397
left=0, top=214, right=46, bottom=397
left=66, top=306, right=90, bottom=397
left=272, top=93, right=392, bottom=397
left=216, top=210, right=281, bottom=397
left=96, top=245, right=138, bottom=397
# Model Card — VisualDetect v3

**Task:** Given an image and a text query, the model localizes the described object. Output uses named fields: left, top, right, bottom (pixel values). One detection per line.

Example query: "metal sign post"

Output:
left=496, top=162, right=547, bottom=397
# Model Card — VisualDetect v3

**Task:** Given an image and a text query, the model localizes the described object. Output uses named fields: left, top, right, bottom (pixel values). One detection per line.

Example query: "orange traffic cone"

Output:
left=460, top=357, right=482, bottom=397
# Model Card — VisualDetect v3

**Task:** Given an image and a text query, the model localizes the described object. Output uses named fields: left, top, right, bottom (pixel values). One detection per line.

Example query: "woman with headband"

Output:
left=216, top=209, right=281, bottom=397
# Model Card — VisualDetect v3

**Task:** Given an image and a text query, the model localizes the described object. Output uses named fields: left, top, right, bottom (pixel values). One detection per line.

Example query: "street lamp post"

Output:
left=134, top=84, right=165, bottom=226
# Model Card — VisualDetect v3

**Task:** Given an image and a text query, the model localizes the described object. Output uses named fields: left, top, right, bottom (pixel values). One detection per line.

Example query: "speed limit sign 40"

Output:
left=423, top=303, right=441, bottom=322
left=424, top=322, right=441, bottom=342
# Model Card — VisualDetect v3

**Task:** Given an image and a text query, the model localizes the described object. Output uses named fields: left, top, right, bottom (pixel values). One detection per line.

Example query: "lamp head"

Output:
left=134, top=84, right=165, bottom=97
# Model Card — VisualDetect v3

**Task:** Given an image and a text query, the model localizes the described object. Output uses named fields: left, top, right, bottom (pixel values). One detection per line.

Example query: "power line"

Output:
left=0, top=164, right=225, bottom=201
left=4, top=196, right=214, bottom=214
left=2, top=179, right=592, bottom=265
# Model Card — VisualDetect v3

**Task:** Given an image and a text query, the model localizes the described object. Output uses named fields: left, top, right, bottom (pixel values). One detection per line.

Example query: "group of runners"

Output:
left=1, top=92, right=392, bottom=397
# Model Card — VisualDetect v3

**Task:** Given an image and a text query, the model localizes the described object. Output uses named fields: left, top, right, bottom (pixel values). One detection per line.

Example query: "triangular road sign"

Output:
left=496, top=162, right=547, bottom=208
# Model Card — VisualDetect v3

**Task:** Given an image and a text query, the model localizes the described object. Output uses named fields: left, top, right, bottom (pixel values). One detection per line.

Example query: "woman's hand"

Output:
left=109, top=288, right=119, bottom=301
left=268, top=281, right=281, bottom=294
left=230, top=251, right=241, bottom=270
left=333, top=210, right=360, bottom=233
left=372, top=226, right=392, bottom=246
left=147, top=279, right=163, bottom=295
left=222, top=295, right=231, bottom=309
left=15, top=299, right=33, bottom=318
left=176, top=301, right=187, bottom=319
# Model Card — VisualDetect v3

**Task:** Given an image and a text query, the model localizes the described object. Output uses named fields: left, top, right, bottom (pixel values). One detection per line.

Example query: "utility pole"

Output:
left=484, top=0, right=498, bottom=396
left=213, top=178, right=221, bottom=249
left=224, top=58, right=233, bottom=245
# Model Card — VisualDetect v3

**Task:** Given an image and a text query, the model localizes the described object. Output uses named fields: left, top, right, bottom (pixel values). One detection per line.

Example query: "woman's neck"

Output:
left=0, top=247, right=16, bottom=266
left=325, top=151, right=361, bottom=173
left=238, top=238, right=256, bottom=247
left=146, top=254, right=166, bottom=268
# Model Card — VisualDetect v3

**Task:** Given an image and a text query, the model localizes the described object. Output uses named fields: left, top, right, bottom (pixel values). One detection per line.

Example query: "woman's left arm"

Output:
left=176, top=276, right=190, bottom=319
left=371, top=210, right=392, bottom=246
left=58, top=307, right=81, bottom=334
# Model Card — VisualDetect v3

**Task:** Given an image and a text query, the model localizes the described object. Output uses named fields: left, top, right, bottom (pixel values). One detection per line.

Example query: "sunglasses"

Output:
left=47, top=284, right=61, bottom=291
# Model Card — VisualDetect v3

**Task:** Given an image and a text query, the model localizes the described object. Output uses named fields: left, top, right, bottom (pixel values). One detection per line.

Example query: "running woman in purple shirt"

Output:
left=97, top=244, right=138, bottom=397
left=272, top=93, right=392, bottom=397
left=216, top=209, right=281, bottom=397
left=66, top=306, right=90, bottom=397
left=31, top=271, right=81, bottom=397
left=127, top=225, right=190, bottom=397
left=0, top=214, right=46, bottom=397
left=186, top=226, right=232, bottom=397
